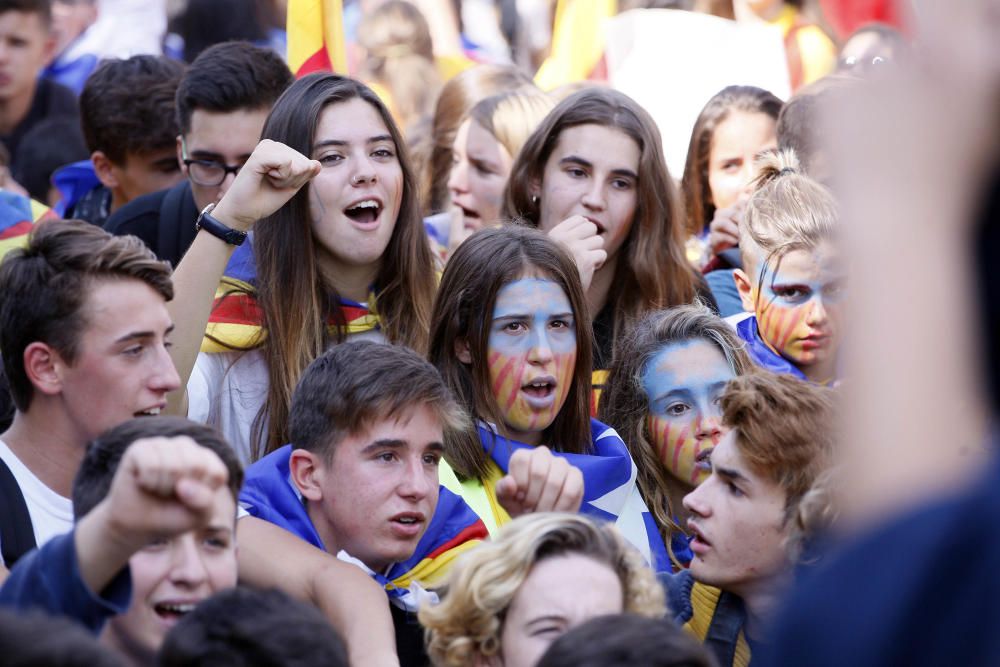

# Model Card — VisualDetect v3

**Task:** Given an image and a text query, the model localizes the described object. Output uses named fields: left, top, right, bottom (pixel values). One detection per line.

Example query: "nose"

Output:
left=152, top=345, right=182, bottom=394
left=448, top=160, right=468, bottom=195
left=526, top=327, right=555, bottom=365
left=168, top=536, right=210, bottom=588
left=581, top=180, right=606, bottom=212
left=682, top=482, right=710, bottom=518
left=805, top=297, right=829, bottom=327
left=214, top=171, right=238, bottom=203
left=695, top=414, right=723, bottom=444
left=350, top=156, right=378, bottom=186
left=398, top=457, right=434, bottom=501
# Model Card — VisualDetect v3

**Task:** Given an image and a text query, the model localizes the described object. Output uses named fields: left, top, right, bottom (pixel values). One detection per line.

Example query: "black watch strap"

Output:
left=196, top=204, right=247, bottom=246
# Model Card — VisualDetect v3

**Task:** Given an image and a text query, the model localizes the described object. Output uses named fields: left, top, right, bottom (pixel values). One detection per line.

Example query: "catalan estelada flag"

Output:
left=286, top=0, right=348, bottom=77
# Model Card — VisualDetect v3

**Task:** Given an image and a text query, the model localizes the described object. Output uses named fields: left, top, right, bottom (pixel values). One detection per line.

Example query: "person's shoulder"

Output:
left=762, top=455, right=1000, bottom=666
left=104, top=181, right=191, bottom=239
left=35, top=79, right=78, bottom=116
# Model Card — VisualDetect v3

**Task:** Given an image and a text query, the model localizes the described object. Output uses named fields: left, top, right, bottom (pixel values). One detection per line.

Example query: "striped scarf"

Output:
left=201, top=242, right=381, bottom=353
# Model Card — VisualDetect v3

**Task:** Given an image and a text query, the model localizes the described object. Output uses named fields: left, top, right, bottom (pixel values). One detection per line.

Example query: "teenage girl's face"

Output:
left=486, top=274, right=578, bottom=445
left=643, top=340, right=733, bottom=487
left=707, top=110, right=777, bottom=212
left=535, top=123, right=640, bottom=264
left=448, top=118, right=513, bottom=233
left=747, top=241, right=846, bottom=382
left=308, top=97, right=404, bottom=276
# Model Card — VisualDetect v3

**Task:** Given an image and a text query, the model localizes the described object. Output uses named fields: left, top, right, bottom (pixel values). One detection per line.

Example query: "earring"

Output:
left=531, top=195, right=539, bottom=205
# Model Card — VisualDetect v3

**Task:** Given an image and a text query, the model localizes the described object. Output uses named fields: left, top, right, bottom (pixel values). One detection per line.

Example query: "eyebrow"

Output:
left=714, top=464, right=750, bottom=486
left=312, top=135, right=394, bottom=151
left=493, top=311, right=574, bottom=321
left=359, top=439, right=445, bottom=455
left=525, top=614, right=567, bottom=628
left=114, top=323, right=175, bottom=344
left=558, top=155, right=638, bottom=180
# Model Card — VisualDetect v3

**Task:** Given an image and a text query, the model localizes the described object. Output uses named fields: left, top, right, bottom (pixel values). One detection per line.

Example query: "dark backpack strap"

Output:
left=704, top=589, right=748, bottom=667
left=0, top=456, right=36, bottom=567
left=157, top=181, right=200, bottom=268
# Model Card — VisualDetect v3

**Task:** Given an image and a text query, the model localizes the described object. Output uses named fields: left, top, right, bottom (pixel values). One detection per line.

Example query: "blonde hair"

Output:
left=739, top=148, right=838, bottom=277
left=469, top=89, right=556, bottom=162
left=356, top=0, right=441, bottom=134
left=419, top=513, right=666, bottom=666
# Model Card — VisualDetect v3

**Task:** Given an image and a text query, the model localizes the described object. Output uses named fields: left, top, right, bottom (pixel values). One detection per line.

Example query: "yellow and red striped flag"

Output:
left=286, top=0, right=348, bottom=77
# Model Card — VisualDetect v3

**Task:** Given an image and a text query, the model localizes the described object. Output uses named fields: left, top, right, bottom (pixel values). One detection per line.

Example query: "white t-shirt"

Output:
left=188, top=330, right=387, bottom=465
left=0, top=439, right=74, bottom=564
left=188, top=349, right=270, bottom=466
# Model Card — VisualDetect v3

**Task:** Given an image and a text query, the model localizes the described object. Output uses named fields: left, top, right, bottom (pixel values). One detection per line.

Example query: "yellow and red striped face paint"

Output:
left=487, top=278, right=578, bottom=445
left=751, top=244, right=846, bottom=383
left=643, top=340, right=733, bottom=486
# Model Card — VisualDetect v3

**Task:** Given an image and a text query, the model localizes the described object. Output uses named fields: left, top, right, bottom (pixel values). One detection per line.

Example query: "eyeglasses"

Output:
left=180, top=138, right=245, bottom=187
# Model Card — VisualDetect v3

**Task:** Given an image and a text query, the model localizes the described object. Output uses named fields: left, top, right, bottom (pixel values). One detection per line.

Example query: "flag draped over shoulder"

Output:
left=287, top=0, right=348, bottom=77
left=477, top=418, right=672, bottom=573
left=239, top=446, right=489, bottom=609
left=200, top=242, right=380, bottom=353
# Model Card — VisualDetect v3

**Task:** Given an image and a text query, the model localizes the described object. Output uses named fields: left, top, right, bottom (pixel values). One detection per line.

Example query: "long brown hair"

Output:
left=599, top=304, right=753, bottom=548
left=502, top=87, right=697, bottom=355
left=242, top=73, right=436, bottom=459
left=429, top=225, right=593, bottom=480
left=680, top=85, right=783, bottom=237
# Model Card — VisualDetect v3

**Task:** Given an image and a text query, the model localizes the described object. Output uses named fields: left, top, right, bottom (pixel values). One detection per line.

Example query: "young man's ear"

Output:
left=90, top=151, right=119, bottom=190
left=454, top=337, right=472, bottom=364
left=23, top=342, right=64, bottom=397
left=733, top=268, right=756, bottom=314
left=288, top=449, right=325, bottom=502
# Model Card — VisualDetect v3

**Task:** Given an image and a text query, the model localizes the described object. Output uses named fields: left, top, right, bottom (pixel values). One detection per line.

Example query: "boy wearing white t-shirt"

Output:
left=0, top=219, right=179, bottom=565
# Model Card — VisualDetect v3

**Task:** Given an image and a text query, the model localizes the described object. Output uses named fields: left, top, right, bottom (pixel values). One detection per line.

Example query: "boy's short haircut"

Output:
left=157, top=586, right=348, bottom=667
left=720, top=372, right=836, bottom=524
left=80, top=56, right=186, bottom=165
left=536, top=613, right=713, bottom=667
left=0, top=608, right=124, bottom=667
left=174, top=41, right=293, bottom=135
left=12, top=116, right=89, bottom=202
left=288, top=340, right=468, bottom=460
left=0, top=219, right=173, bottom=412
left=0, top=0, right=51, bottom=24
left=72, top=416, right=243, bottom=520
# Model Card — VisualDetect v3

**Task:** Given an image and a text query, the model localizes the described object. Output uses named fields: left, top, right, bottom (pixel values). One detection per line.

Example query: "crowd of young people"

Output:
left=0, top=0, right=994, bottom=666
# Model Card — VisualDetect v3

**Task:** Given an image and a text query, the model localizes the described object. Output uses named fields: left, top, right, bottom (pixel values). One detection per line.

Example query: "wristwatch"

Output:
left=195, top=203, right=247, bottom=246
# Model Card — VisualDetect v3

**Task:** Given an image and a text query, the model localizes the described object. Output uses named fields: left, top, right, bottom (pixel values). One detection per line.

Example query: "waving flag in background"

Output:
left=287, top=0, right=348, bottom=76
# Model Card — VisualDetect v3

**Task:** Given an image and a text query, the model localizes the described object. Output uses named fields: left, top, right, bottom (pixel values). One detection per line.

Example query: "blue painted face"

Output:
left=486, top=277, right=578, bottom=445
left=641, top=339, right=734, bottom=485
left=750, top=243, right=846, bottom=383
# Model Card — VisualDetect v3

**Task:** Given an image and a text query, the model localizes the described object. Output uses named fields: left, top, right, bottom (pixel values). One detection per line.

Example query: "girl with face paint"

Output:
left=600, top=304, right=754, bottom=562
left=430, top=225, right=672, bottom=572
left=732, top=149, right=844, bottom=385
left=501, top=87, right=708, bottom=386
